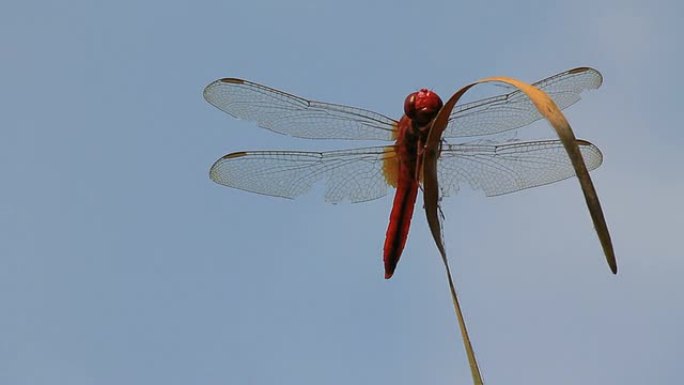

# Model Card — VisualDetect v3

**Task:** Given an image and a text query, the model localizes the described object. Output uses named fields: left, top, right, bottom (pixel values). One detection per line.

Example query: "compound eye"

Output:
left=404, top=93, right=417, bottom=119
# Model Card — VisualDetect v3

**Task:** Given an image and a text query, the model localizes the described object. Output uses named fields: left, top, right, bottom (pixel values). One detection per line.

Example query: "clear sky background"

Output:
left=3, top=0, right=683, bottom=384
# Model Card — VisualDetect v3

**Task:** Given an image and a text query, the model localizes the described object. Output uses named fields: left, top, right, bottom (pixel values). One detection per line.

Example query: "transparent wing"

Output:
left=210, top=146, right=396, bottom=203
left=443, top=67, right=603, bottom=138
left=438, top=139, right=603, bottom=197
left=204, top=78, right=398, bottom=140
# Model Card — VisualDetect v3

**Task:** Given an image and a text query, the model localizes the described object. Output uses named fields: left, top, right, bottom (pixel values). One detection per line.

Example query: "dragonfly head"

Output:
left=404, top=89, right=443, bottom=126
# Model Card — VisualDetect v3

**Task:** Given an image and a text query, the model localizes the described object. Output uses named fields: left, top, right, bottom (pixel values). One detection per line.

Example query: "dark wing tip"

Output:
left=209, top=152, right=248, bottom=182
left=203, top=78, right=245, bottom=101
left=567, top=66, right=604, bottom=89
left=222, top=151, right=248, bottom=159
left=219, top=78, right=245, bottom=84
left=568, top=67, right=592, bottom=74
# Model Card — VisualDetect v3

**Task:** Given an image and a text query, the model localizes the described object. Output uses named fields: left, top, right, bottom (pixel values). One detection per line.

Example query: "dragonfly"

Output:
left=204, top=67, right=608, bottom=279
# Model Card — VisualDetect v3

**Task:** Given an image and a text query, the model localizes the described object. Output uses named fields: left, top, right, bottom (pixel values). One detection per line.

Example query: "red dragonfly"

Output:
left=204, top=67, right=604, bottom=279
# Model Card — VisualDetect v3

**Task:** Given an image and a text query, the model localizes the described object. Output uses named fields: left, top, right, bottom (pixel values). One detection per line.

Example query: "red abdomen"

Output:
left=382, top=116, right=422, bottom=279
left=383, top=175, right=419, bottom=279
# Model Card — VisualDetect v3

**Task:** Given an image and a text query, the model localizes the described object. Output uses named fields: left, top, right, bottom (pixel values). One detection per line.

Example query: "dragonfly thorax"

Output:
left=404, top=89, right=443, bottom=126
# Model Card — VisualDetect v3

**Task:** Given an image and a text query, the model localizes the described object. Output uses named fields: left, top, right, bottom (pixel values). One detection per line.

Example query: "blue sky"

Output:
left=2, top=0, right=683, bottom=384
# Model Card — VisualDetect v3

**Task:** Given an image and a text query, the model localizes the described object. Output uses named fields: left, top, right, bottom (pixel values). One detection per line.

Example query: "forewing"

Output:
left=204, top=78, right=398, bottom=140
left=443, top=67, right=603, bottom=138
left=210, top=146, right=396, bottom=203
left=438, top=139, right=603, bottom=197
